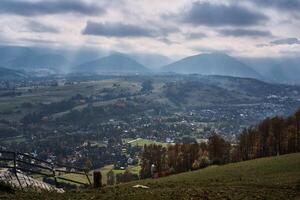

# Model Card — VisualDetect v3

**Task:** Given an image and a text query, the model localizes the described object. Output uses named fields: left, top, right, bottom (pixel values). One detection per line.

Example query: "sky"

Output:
left=0, top=0, right=300, bottom=59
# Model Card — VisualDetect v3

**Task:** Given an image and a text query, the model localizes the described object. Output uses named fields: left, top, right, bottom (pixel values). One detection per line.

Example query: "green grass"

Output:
left=41, top=164, right=141, bottom=188
left=99, top=165, right=114, bottom=185
left=125, top=138, right=168, bottom=147
left=113, top=165, right=141, bottom=176
left=98, top=165, right=141, bottom=185
left=127, top=165, right=141, bottom=175
left=56, top=165, right=141, bottom=186
left=0, top=79, right=130, bottom=118
left=0, top=135, right=26, bottom=144
left=57, top=173, right=93, bottom=186
left=1, top=153, right=300, bottom=199
left=0, top=79, right=143, bottom=122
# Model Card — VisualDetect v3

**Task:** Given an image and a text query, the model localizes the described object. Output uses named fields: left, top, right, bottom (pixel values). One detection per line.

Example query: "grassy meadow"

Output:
left=1, top=153, right=299, bottom=199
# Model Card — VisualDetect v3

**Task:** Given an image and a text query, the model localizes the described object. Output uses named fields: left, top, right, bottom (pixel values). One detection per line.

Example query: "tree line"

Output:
left=140, top=108, right=300, bottom=178
left=234, top=108, right=300, bottom=161
left=140, top=134, right=231, bottom=178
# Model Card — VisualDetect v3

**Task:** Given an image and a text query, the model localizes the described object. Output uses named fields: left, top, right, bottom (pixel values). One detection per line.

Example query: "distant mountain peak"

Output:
left=162, top=52, right=261, bottom=79
left=74, top=54, right=149, bottom=74
left=104, top=53, right=134, bottom=60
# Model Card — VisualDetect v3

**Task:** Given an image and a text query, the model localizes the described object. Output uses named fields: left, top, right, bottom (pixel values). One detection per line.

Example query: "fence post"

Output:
left=85, top=171, right=92, bottom=186
left=13, top=152, right=22, bottom=190
left=52, top=164, right=59, bottom=188
left=93, top=171, right=102, bottom=188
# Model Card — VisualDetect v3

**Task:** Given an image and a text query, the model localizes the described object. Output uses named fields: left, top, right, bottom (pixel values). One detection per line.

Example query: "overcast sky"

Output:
left=0, top=0, right=300, bottom=58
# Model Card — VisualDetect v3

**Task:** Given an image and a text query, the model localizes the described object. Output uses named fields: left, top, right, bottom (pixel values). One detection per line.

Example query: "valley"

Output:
left=1, top=1, right=300, bottom=199
left=1, top=74, right=300, bottom=170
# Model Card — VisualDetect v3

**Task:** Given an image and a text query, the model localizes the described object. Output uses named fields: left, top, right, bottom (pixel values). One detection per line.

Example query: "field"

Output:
left=0, top=79, right=138, bottom=120
left=99, top=165, right=141, bottom=185
left=2, top=75, right=300, bottom=122
left=1, top=153, right=299, bottom=199
left=57, top=173, right=93, bottom=185
left=57, top=164, right=141, bottom=186
left=112, top=165, right=141, bottom=176
left=125, top=138, right=168, bottom=147
left=1, top=135, right=26, bottom=144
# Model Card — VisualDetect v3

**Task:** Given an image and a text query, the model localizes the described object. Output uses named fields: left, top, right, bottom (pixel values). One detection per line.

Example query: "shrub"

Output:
left=0, top=181, right=15, bottom=194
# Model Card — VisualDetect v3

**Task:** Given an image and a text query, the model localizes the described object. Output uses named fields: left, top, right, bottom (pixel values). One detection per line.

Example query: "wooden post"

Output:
left=13, top=152, right=22, bottom=190
left=52, top=164, right=59, bottom=188
left=85, top=171, right=92, bottom=186
left=93, top=171, right=102, bottom=188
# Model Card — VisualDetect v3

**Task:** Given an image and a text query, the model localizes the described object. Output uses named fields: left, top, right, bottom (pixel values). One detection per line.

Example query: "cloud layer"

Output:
left=82, top=22, right=157, bottom=38
left=219, top=29, right=272, bottom=37
left=0, top=0, right=299, bottom=58
left=26, top=21, right=59, bottom=33
left=251, top=0, right=300, bottom=12
left=182, top=2, right=268, bottom=27
left=0, top=0, right=104, bottom=16
left=270, top=38, right=300, bottom=45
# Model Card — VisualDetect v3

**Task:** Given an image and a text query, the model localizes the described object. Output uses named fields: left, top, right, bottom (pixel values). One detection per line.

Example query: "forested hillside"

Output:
left=139, top=108, right=300, bottom=178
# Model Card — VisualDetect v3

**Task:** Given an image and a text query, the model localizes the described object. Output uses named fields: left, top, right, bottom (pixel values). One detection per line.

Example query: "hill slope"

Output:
left=0, top=46, right=69, bottom=73
left=75, top=54, right=149, bottom=74
left=162, top=53, right=261, bottom=79
left=2, top=153, right=299, bottom=199
left=162, top=75, right=300, bottom=107
left=268, top=60, right=300, bottom=84
left=4, top=54, right=69, bottom=73
left=0, top=68, right=27, bottom=80
left=242, top=57, right=300, bottom=85
left=0, top=46, right=34, bottom=65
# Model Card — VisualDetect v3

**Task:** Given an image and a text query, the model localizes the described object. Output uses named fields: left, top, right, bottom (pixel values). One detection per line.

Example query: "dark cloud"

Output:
left=185, top=32, right=207, bottom=40
left=0, top=0, right=104, bottom=16
left=82, top=21, right=157, bottom=38
left=158, top=26, right=180, bottom=36
left=219, top=29, right=272, bottom=37
left=257, top=37, right=300, bottom=47
left=270, top=38, right=300, bottom=45
left=20, top=38, right=59, bottom=44
left=182, top=2, right=268, bottom=27
left=251, top=0, right=300, bottom=11
left=27, top=21, right=59, bottom=33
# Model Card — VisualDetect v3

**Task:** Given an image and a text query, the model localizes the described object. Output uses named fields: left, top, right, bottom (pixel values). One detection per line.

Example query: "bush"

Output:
left=116, top=170, right=139, bottom=184
left=199, top=156, right=210, bottom=169
left=107, top=170, right=115, bottom=185
left=192, top=156, right=210, bottom=170
left=0, top=182, right=14, bottom=194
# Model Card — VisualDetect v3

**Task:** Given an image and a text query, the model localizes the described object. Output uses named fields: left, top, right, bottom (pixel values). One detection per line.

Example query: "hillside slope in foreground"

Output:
left=1, top=153, right=300, bottom=200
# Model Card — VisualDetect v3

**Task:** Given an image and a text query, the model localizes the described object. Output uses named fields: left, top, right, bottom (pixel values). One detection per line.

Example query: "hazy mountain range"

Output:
left=0, top=67, right=27, bottom=80
left=74, top=54, right=149, bottom=74
left=162, top=53, right=261, bottom=79
left=241, top=57, right=300, bottom=85
left=0, top=45, right=299, bottom=85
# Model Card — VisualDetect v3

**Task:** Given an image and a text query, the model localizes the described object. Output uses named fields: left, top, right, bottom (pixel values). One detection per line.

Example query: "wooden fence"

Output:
left=0, top=150, right=92, bottom=190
